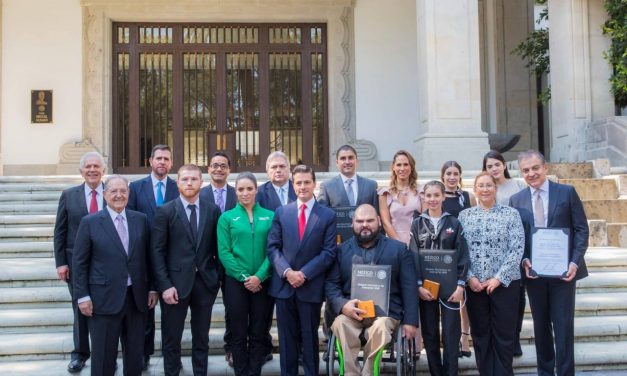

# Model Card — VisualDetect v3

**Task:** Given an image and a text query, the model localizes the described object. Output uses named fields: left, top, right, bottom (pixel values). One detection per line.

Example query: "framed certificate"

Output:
left=333, top=206, right=356, bottom=243
left=531, top=228, right=570, bottom=278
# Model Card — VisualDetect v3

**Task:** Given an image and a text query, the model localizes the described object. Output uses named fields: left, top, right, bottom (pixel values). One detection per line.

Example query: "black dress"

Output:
left=443, top=190, right=471, bottom=218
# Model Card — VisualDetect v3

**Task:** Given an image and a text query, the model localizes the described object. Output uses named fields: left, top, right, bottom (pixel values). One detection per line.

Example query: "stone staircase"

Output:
left=0, top=173, right=626, bottom=375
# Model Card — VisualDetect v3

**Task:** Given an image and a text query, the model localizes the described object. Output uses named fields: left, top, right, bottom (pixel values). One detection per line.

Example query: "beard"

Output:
left=354, top=227, right=380, bottom=246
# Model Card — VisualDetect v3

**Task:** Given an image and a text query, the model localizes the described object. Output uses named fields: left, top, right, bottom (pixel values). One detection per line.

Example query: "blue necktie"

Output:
left=156, top=181, right=164, bottom=207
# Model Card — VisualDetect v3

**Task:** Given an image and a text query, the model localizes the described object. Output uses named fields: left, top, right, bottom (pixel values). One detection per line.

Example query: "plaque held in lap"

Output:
left=413, top=249, right=458, bottom=299
left=350, top=264, right=391, bottom=317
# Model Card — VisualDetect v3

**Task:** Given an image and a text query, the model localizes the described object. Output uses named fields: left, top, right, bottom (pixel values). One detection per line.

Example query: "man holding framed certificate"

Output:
left=509, top=150, right=589, bottom=376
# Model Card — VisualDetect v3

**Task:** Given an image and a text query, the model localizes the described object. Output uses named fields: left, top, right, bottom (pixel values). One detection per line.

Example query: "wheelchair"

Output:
left=324, top=322, right=417, bottom=376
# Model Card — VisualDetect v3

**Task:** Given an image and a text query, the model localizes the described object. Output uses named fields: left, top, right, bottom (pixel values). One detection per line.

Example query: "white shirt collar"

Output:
left=340, top=173, right=356, bottom=184
left=298, top=196, right=316, bottom=209
left=150, top=173, right=167, bottom=187
left=106, top=205, right=127, bottom=222
left=84, top=182, right=103, bottom=196
left=530, top=179, right=549, bottom=195
left=211, top=183, right=227, bottom=193
left=179, top=195, right=199, bottom=208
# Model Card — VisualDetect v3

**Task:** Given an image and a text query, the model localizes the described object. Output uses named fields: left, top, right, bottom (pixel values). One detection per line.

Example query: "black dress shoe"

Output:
left=264, top=353, right=273, bottom=364
left=67, top=359, right=86, bottom=373
left=142, top=355, right=150, bottom=371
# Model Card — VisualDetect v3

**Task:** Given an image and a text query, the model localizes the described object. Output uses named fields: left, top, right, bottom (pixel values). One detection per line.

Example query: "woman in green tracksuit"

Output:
left=217, top=172, right=275, bottom=376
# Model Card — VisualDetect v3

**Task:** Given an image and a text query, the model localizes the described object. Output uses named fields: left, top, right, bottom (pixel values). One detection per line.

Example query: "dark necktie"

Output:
left=89, top=190, right=98, bottom=214
left=189, top=204, right=198, bottom=242
left=298, top=204, right=307, bottom=240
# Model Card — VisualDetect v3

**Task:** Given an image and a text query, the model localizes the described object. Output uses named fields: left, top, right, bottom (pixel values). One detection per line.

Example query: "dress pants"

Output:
left=221, top=282, right=232, bottom=354
left=223, top=276, right=274, bottom=376
left=515, top=283, right=526, bottom=348
left=160, top=273, right=218, bottom=376
left=143, top=307, right=155, bottom=357
left=420, top=299, right=460, bottom=376
left=67, top=252, right=90, bottom=361
left=331, top=315, right=398, bottom=376
left=466, top=280, right=520, bottom=376
left=88, top=287, right=146, bottom=376
left=526, top=277, right=576, bottom=376
left=275, top=295, right=322, bottom=376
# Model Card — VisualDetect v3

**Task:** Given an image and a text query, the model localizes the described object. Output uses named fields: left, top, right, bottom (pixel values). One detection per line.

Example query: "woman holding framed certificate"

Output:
left=410, top=180, right=469, bottom=376
left=217, top=172, right=275, bottom=376
left=458, top=172, right=525, bottom=376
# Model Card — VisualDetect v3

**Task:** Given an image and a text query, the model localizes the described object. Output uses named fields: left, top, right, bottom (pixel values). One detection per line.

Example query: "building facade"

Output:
left=0, top=0, right=621, bottom=175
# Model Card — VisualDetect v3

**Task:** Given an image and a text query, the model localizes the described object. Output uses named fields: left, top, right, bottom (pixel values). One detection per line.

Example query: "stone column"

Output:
left=414, top=0, right=490, bottom=171
left=547, top=0, right=613, bottom=162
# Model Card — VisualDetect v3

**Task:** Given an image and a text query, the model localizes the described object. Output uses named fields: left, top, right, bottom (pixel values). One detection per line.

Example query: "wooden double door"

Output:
left=112, top=23, right=327, bottom=173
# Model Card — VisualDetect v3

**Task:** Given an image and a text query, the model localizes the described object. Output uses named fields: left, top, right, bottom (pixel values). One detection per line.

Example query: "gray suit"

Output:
left=317, top=175, right=379, bottom=213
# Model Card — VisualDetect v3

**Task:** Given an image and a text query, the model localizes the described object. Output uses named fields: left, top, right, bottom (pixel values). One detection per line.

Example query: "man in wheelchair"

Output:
left=325, top=204, right=419, bottom=375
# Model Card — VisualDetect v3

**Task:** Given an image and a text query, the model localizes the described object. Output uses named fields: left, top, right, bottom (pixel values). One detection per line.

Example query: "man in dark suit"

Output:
left=325, top=204, right=418, bottom=375
left=509, top=150, right=589, bottom=376
left=73, top=175, right=156, bottom=376
left=151, top=164, right=222, bottom=376
left=317, top=144, right=379, bottom=213
left=257, top=151, right=296, bottom=211
left=53, top=151, right=106, bottom=372
left=267, top=164, right=337, bottom=376
left=198, top=152, right=237, bottom=366
left=127, top=144, right=178, bottom=370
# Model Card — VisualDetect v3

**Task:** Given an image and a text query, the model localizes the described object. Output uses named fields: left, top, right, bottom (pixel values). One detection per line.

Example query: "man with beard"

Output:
left=325, top=204, right=418, bottom=376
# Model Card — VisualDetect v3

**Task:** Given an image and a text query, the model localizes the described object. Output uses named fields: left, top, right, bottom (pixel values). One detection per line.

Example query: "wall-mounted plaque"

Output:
left=31, top=90, right=53, bottom=123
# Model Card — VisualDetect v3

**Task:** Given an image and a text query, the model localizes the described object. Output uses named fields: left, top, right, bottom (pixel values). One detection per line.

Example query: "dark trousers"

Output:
left=223, top=276, right=274, bottom=376
left=526, top=277, right=576, bottom=376
left=221, top=282, right=232, bottom=353
left=275, top=296, right=322, bottom=376
left=144, top=307, right=155, bottom=356
left=88, top=287, right=146, bottom=376
left=466, top=280, right=520, bottom=376
left=67, top=255, right=90, bottom=361
left=420, top=299, right=460, bottom=376
left=160, top=274, right=218, bottom=376
left=515, top=283, right=526, bottom=346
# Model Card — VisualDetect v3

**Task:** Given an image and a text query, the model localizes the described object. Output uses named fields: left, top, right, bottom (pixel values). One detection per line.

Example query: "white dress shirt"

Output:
left=83, top=183, right=104, bottom=211
left=150, top=173, right=168, bottom=202
left=340, top=173, right=358, bottom=202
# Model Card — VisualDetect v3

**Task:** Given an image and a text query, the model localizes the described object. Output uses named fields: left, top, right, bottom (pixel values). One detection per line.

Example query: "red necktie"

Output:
left=298, top=204, right=307, bottom=240
left=89, top=190, right=98, bottom=214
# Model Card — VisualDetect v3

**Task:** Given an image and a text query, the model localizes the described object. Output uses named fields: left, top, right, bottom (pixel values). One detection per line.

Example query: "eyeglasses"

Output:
left=210, top=163, right=229, bottom=170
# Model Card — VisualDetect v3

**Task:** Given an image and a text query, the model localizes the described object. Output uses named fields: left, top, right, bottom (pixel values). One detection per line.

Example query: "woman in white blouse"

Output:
left=458, top=172, right=524, bottom=376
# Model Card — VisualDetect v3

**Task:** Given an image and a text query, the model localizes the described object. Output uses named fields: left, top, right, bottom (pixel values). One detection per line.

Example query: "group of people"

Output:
left=54, top=143, right=588, bottom=376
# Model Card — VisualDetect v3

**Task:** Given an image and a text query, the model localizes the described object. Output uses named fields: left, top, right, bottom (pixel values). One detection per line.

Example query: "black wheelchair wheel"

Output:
left=396, top=333, right=417, bottom=376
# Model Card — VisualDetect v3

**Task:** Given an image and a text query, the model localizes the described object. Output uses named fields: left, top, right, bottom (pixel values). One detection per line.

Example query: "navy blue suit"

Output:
left=267, top=201, right=337, bottom=376
left=256, top=181, right=296, bottom=211
left=509, top=180, right=589, bottom=376
left=127, top=174, right=178, bottom=359
left=72, top=209, right=150, bottom=376
left=199, top=183, right=237, bottom=212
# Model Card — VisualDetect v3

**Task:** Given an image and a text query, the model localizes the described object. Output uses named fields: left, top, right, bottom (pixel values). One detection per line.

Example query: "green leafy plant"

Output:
left=602, top=0, right=627, bottom=110
left=512, top=0, right=550, bottom=104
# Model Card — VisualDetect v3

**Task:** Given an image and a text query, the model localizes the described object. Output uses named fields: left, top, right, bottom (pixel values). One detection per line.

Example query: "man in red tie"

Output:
left=53, top=151, right=106, bottom=372
left=267, top=164, right=337, bottom=376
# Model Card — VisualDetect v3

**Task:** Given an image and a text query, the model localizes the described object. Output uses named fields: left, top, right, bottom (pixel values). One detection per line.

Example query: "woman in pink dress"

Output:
left=378, top=150, right=422, bottom=245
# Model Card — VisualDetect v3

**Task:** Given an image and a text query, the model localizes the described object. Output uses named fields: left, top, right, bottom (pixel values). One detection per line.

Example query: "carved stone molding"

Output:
left=79, top=0, right=366, bottom=170
left=56, top=138, right=102, bottom=174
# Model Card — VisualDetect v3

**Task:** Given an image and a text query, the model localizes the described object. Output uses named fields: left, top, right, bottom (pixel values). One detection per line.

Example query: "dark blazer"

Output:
left=267, top=201, right=337, bottom=303
left=256, top=181, right=296, bottom=212
left=72, top=209, right=150, bottom=315
left=325, top=235, right=419, bottom=326
left=509, top=180, right=589, bottom=280
left=127, top=175, right=178, bottom=229
left=53, top=183, right=105, bottom=268
left=199, top=183, right=237, bottom=212
left=151, top=197, right=222, bottom=299
left=317, top=174, right=379, bottom=213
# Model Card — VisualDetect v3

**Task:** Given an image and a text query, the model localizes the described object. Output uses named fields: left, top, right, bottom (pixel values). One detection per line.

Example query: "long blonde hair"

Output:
left=388, top=150, right=418, bottom=195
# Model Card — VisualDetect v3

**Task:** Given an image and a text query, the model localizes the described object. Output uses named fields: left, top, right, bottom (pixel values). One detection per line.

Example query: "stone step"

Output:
left=0, top=241, right=53, bottom=258
left=0, top=192, right=60, bottom=202
left=583, top=199, right=627, bottom=223
left=559, top=178, right=619, bottom=201
left=0, top=215, right=56, bottom=227
left=548, top=162, right=594, bottom=179
left=576, top=272, right=627, bottom=292
left=0, top=203, right=57, bottom=215
left=0, top=227, right=53, bottom=242
left=0, top=342, right=626, bottom=375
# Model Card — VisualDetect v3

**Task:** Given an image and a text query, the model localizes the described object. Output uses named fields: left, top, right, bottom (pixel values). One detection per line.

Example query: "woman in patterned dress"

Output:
left=458, top=172, right=524, bottom=376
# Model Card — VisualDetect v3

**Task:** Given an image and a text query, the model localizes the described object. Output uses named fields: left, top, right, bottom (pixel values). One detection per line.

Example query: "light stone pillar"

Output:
left=547, top=0, right=613, bottom=162
left=414, top=0, right=489, bottom=171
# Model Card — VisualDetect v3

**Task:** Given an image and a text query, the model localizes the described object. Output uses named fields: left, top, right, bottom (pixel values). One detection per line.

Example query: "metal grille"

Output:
left=139, top=53, right=173, bottom=167
left=270, top=53, right=302, bottom=166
